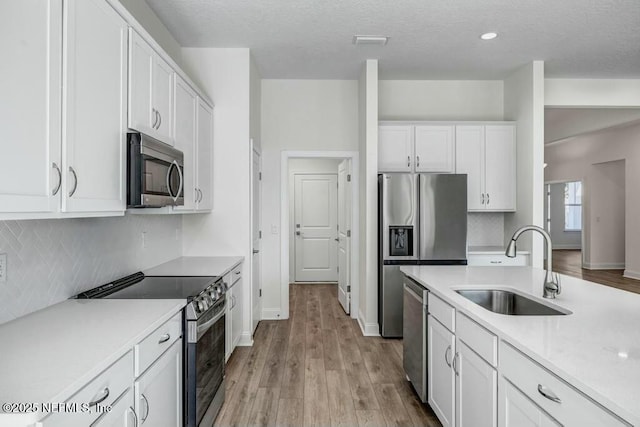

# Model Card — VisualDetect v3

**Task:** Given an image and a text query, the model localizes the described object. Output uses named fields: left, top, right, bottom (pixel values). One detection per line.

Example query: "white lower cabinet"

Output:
left=455, top=340, right=497, bottom=427
left=224, top=264, right=244, bottom=361
left=92, top=388, right=137, bottom=427
left=428, top=315, right=456, bottom=427
left=499, top=379, right=560, bottom=427
left=134, top=338, right=182, bottom=427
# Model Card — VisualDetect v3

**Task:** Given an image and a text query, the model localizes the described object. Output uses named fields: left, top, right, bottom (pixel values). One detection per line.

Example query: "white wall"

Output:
left=261, top=80, right=359, bottom=317
left=546, top=183, right=582, bottom=250
left=358, top=60, right=379, bottom=335
left=379, top=80, right=504, bottom=121
left=117, top=0, right=182, bottom=65
left=0, top=215, right=181, bottom=324
left=545, top=121, right=640, bottom=278
left=250, top=55, right=262, bottom=146
left=545, top=79, right=640, bottom=108
left=180, top=48, right=253, bottom=344
left=545, top=108, right=640, bottom=143
left=287, top=159, right=341, bottom=280
left=503, top=61, right=546, bottom=267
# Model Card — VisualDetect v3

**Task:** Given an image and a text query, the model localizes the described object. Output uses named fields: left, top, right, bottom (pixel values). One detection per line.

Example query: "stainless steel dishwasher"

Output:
left=403, top=276, right=428, bottom=402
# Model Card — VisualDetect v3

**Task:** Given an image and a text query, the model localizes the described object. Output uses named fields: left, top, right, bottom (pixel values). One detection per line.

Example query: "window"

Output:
left=564, top=181, right=582, bottom=231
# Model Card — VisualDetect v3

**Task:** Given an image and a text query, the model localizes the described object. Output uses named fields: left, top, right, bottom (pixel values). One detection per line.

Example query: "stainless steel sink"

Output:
left=455, top=289, right=569, bottom=316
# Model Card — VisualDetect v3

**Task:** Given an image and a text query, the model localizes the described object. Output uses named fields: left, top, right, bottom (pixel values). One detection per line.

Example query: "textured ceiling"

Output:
left=145, top=0, right=640, bottom=79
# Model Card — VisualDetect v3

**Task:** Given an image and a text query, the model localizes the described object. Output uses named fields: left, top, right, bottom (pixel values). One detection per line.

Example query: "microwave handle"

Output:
left=166, top=162, right=175, bottom=199
left=166, top=160, right=183, bottom=202
left=175, top=161, right=183, bottom=202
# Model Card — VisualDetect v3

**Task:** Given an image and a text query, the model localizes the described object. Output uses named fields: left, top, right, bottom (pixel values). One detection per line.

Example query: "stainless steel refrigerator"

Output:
left=378, top=173, right=468, bottom=337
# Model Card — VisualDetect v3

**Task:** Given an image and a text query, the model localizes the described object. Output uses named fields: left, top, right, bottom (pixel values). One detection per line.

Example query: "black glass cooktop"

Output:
left=75, top=272, right=217, bottom=300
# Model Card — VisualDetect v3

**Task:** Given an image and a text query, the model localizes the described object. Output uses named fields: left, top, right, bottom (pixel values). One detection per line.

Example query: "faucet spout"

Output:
left=505, top=225, right=561, bottom=299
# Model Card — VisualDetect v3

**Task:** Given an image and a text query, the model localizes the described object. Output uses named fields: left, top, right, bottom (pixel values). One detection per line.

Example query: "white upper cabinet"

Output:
left=173, top=75, right=197, bottom=211
left=455, top=124, right=516, bottom=212
left=378, top=125, right=414, bottom=172
left=62, top=0, right=127, bottom=213
left=0, top=0, right=62, bottom=215
left=195, top=99, right=213, bottom=211
left=414, top=125, right=455, bottom=173
left=128, top=30, right=174, bottom=145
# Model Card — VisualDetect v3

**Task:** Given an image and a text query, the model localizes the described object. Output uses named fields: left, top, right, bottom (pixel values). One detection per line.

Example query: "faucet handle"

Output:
left=555, top=273, right=561, bottom=295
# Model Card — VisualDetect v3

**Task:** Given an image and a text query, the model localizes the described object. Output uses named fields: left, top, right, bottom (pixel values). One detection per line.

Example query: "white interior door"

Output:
left=251, top=146, right=262, bottom=333
left=294, top=174, right=338, bottom=282
left=337, top=160, right=351, bottom=313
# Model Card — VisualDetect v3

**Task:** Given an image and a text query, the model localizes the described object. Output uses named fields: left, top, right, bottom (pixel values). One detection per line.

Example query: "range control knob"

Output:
left=222, top=282, right=229, bottom=292
left=215, top=286, right=223, bottom=297
left=196, top=299, right=204, bottom=312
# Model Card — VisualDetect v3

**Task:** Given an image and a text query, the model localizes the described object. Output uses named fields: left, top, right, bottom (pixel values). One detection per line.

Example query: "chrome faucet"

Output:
left=505, top=225, right=561, bottom=299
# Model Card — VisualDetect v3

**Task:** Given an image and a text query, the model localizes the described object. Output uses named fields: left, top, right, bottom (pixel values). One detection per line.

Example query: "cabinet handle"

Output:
left=407, top=156, right=411, bottom=168
left=235, top=270, right=241, bottom=275
left=151, top=108, right=158, bottom=128
left=129, top=406, right=138, bottom=427
left=88, top=387, right=110, bottom=407
left=158, top=333, right=170, bottom=344
left=537, top=384, right=562, bottom=403
left=231, top=295, right=237, bottom=310
left=416, top=155, right=420, bottom=168
left=52, top=162, right=62, bottom=196
left=453, top=352, right=459, bottom=376
left=198, top=188, right=203, bottom=203
left=68, top=166, right=78, bottom=197
left=444, top=345, right=452, bottom=368
left=157, top=111, right=162, bottom=130
left=486, top=193, right=490, bottom=205
left=141, top=393, right=150, bottom=423
left=481, top=193, right=485, bottom=204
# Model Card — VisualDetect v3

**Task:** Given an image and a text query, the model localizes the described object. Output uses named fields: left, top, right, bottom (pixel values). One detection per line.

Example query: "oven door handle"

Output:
left=196, top=307, right=225, bottom=339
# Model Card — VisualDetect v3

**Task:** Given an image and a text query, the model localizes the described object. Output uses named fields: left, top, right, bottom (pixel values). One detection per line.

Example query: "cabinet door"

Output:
left=62, top=0, right=127, bottom=213
left=93, top=388, right=137, bottom=427
left=152, top=57, right=174, bottom=144
left=173, top=76, right=197, bottom=211
left=196, top=99, right=213, bottom=211
left=456, top=340, right=497, bottom=427
left=0, top=0, right=62, bottom=215
left=224, top=273, right=233, bottom=361
left=414, top=125, right=455, bottom=173
left=378, top=126, right=413, bottom=172
left=128, top=29, right=154, bottom=134
left=232, top=277, right=243, bottom=348
left=428, top=315, right=456, bottom=427
left=484, top=125, right=516, bottom=211
left=499, top=378, right=560, bottom=427
left=455, top=126, right=485, bottom=211
left=135, top=339, right=182, bottom=427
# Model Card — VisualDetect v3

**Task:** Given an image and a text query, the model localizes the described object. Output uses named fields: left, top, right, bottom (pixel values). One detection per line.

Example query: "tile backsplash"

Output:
left=0, top=214, right=182, bottom=325
left=468, top=213, right=504, bottom=247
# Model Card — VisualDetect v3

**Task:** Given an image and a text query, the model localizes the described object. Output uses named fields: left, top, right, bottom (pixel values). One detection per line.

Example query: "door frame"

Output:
left=544, top=179, right=585, bottom=264
left=280, top=151, right=360, bottom=320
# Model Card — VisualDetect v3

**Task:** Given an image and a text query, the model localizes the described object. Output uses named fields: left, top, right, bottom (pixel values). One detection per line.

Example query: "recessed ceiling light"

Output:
left=353, top=35, right=389, bottom=46
left=480, top=32, right=498, bottom=40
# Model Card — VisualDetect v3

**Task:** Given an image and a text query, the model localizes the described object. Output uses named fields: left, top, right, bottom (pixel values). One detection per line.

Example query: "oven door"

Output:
left=186, top=299, right=225, bottom=427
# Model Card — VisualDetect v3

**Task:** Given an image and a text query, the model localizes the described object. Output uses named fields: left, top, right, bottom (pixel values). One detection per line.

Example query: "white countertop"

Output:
left=468, top=245, right=530, bottom=254
left=400, top=265, right=640, bottom=425
left=0, top=299, right=185, bottom=426
left=144, top=256, right=244, bottom=277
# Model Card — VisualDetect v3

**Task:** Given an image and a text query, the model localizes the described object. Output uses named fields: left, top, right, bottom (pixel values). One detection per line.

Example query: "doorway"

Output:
left=281, top=151, right=359, bottom=319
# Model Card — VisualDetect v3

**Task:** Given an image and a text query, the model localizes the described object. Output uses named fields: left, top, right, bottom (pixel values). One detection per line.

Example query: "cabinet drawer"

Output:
left=500, top=342, right=630, bottom=427
left=428, top=293, right=455, bottom=332
left=456, top=312, right=497, bottom=367
left=467, top=254, right=528, bottom=266
left=44, top=351, right=133, bottom=427
left=135, top=311, right=182, bottom=377
left=231, top=264, right=242, bottom=284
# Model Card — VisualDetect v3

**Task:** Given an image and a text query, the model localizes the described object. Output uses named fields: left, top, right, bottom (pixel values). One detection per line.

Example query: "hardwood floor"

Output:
left=215, top=283, right=442, bottom=427
left=553, top=250, right=640, bottom=294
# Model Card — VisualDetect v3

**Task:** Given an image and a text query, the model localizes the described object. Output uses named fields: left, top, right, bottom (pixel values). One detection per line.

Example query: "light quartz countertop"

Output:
left=468, top=245, right=530, bottom=254
left=0, top=299, right=185, bottom=426
left=144, top=256, right=244, bottom=278
left=400, top=265, right=640, bottom=425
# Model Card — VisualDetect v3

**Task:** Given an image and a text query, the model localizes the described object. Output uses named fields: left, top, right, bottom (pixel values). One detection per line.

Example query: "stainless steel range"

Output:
left=76, top=272, right=228, bottom=427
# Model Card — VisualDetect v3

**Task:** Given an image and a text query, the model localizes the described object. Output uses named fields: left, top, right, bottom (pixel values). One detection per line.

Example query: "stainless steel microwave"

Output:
left=127, top=132, right=184, bottom=208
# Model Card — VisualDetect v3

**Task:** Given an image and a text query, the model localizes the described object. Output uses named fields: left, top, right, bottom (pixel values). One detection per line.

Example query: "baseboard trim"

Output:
left=357, top=309, right=380, bottom=336
left=261, top=308, right=282, bottom=320
left=237, top=332, right=254, bottom=347
left=583, top=262, right=625, bottom=270
left=553, top=245, right=582, bottom=250
left=623, top=270, right=640, bottom=280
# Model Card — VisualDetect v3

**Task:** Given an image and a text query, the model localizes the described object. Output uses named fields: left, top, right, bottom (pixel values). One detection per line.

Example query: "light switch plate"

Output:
left=0, top=253, right=7, bottom=282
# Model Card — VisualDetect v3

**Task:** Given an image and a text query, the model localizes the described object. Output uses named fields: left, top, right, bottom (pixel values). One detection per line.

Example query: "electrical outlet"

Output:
left=0, top=253, right=7, bottom=283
